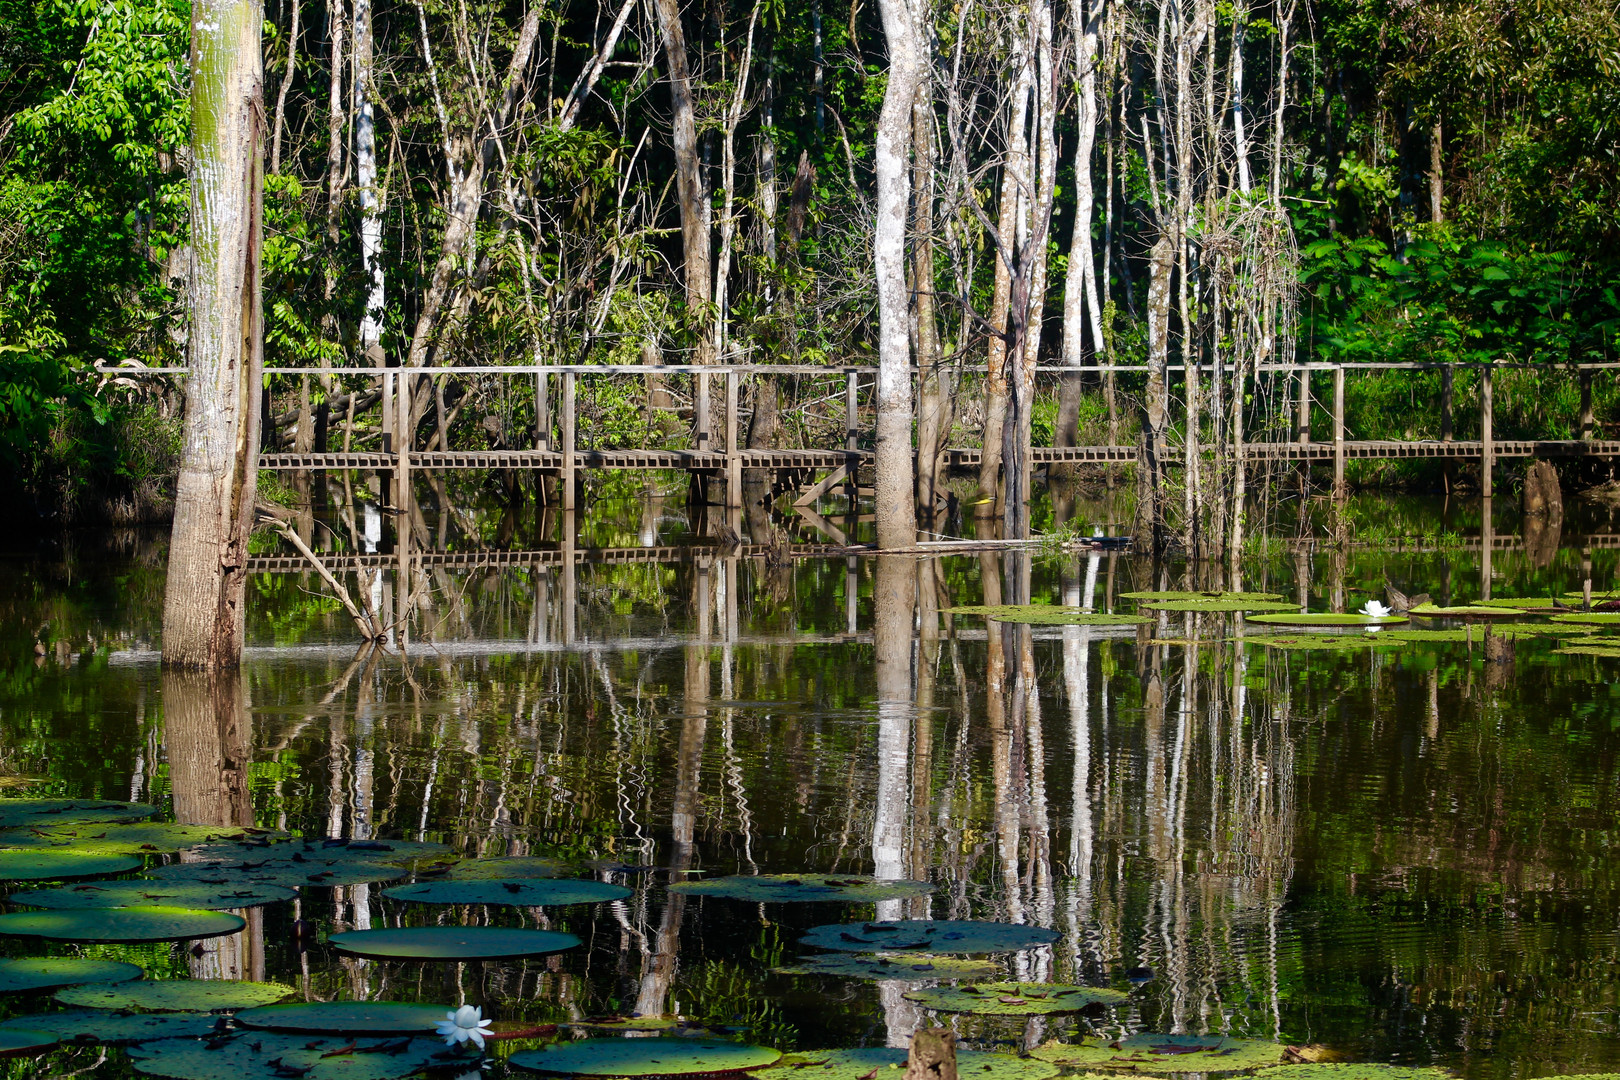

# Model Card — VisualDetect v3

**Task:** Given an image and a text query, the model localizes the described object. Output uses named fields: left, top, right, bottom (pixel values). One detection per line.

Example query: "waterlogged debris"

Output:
left=0, top=906, right=245, bottom=943
left=0, top=799, right=157, bottom=830
left=1120, top=591, right=1285, bottom=602
left=756, top=1048, right=1059, bottom=1080
left=510, top=1037, right=781, bottom=1076
left=0, top=823, right=284, bottom=855
left=1135, top=601, right=1297, bottom=613
left=670, top=874, right=934, bottom=903
left=56, top=979, right=294, bottom=1012
left=328, top=926, right=582, bottom=961
left=127, top=1031, right=465, bottom=1079
left=0, top=957, right=143, bottom=994
left=381, top=878, right=629, bottom=906
left=1250, top=1066, right=1456, bottom=1080
left=944, top=607, right=1152, bottom=626
left=0, top=849, right=141, bottom=880
left=11, top=880, right=297, bottom=911
left=0, top=1008, right=225, bottom=1043
left=236, top=1001, right=452, bottom=1035
left=1244, top=614, right=1407, bottom=627
left=1407, top=603, right=1525, bottom=618
left=432, top=856, right=576, bottom=880
left=773, top=953, right=1000, bottom=981
left=800, top=920, right=1060, bottom=954
left=1032, top=1034, right=1287, bottom=1073
left=903, top=981, right=1129, bottom=1015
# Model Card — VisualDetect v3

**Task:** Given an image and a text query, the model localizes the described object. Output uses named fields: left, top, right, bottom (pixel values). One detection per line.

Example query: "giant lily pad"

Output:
left=128, top=1032, right=467, bottom=1080
left=381, top=879, right=629, bottom=906
left=56, top=979, right=294, bottom=1012
left=945, top=607, right=1151, bottom=626
left=11, top=880, right=297, bottom=911
left=0, top=957, right=143, bottom=994
left=670, top=874, right=934, bottom=903
left=1477, top=598, right=1566, bottom=609
left=1244, top=614, right=1407, bottom=627
left=235, top=1001, right=451, bottom=1035
left=1257, top=635, right=1388, bottom=651
left=1407, top=603, right=1525, bottom=618
left=0, top=1028, right=57, bottom=1057
left=0, top=906, right=244, bottom=943
left=511, top=1037, right=780, bottom=1076
left=0, top=1009, right=225, bottom=1043
left=773, top=953, right=1001, bottom=981
left=1135, top=600, right=1297, bottom=613
left=903, top=981, right=1128, bottom=1014
left=1031, top=1035, right=1287, bottom=1073
left=0, top=849, right=141, bottom=880
left=1249, top=1067, right=1455, bottom=1080
left=144, top=841, right=417, bottom=889
left=0, top=799, right=156, bottom=830
left=0, top=823, right=283, bottom=855
left=327, top=926, right=582, bottom=961
left=1375, top=625, right=1589, bottom=642
left=799, top=920, right=1060, bottom=954
left=1552, top=612, right=1620, bottom=625
left=436, top=856, right=575, bottom=880
left=755, top=1048, right=1058, bottom=1080
left=1120, top=591, right=1285, bottom=602
left=1556, top=645, right=1620, bottom=657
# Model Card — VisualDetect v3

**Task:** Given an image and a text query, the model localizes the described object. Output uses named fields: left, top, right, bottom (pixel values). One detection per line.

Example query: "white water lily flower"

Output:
left=437, top=1004, right=494, bottom=1050
left=1360, top=600, right=1392, bottom=618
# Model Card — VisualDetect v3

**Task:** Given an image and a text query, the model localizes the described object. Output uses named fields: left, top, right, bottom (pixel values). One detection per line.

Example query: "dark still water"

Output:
left=4, top=490, right=1620, bottom=1079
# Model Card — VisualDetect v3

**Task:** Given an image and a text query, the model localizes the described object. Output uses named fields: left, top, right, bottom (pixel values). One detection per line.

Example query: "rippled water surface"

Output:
left=4, top=489, right=1620, bottom=1079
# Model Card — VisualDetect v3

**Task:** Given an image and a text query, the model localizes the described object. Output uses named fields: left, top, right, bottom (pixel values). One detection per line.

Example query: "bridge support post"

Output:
left=725, top=368, right=741, bottom=509
left=1296, top=366, right=1310, bottom=446
left=535, top=372, right=550, bottom=450
left=1581, top=369, right=1594, bottom=440
left=1481, top=365, right=1494, bottom=498
left=561, top=371, right=577, bottom=511
left=695, top=371, right=711, bottom=451
left=1332, top=365, right=1346, bottom=498
left=845, top=370, right=860, bottom=511
left=396, top=371, right=411, bottom=512
left=1441, top=364, right=1455, bottom=493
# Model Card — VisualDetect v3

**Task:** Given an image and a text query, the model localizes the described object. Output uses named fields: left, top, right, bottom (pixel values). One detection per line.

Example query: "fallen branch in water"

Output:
left=262, top=517, right=385, bottom=641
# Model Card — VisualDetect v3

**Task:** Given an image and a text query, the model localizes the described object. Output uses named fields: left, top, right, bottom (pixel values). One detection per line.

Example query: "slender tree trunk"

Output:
left=713, top=2, right=762, bottom=365
left=913, top=86, right=947, bottom=519
left=1140, top=235, right=1174, bottom=552
left=1231, top=0, right=1251, bottom=194
left=1429, top=118, right=1443, bottom=222
left=352, top=0, right=384, bottom=366
left=873, top=0, right=924, bottom=549
left=653, top=0, right=715, bottom=366
left=270, top=0, right=299, bottom=173
left=1058, top=0, right=1105, bottom=455
left=164, top=0, right=265, bottom=669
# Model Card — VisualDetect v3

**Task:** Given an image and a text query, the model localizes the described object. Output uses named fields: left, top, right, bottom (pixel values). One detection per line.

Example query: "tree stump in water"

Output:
left=905, top=1027, right=958, bottom=1080
left=1522, top=459, right=1563, bottom=519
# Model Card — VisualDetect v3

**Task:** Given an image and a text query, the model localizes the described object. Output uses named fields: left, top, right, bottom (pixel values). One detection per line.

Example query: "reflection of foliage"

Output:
left=681, top=960, right=797, bottom=1050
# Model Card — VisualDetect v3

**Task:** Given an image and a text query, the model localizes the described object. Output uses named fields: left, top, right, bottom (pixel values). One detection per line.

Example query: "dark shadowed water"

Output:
left=4, top=484, right=1620, bottom=1079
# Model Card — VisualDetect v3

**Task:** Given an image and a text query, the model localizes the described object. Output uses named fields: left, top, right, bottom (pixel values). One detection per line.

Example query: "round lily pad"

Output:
left=568, top=1015, right=688, bottom=1032
left=327, top=926, right=582, bottom=961
left=1477, top=597, right=1565, bottom=609
left=671, top=875, right=934, bottom=903
left=758, top=1049, right=1057, bottom=1080
left=1375, top=625, right=1589, bottom=641
left=774, top=953, right=1001, bottom=981
left=944, top=607, right=1151, bottom=626
left=0, top=957, right=143, bottom=994
left=128, top=1032, right=468, bottom=1079
left=0, top=849, right=141, bottom=881
left=511, top=1037, right=781, bottom=1076
left=0, top=1008, right=226, bottom=1043
left=434, top=856, right=576, bottom=880
left=1031, top=1034, right=1287, bottom=1073
left=0, top=1027, right=57, bottom=1056
left=1257, top=635, right=1388, bottom=651
left=11, top=880, right=297, bottom=911
left=144, top=852, right=409, bottom=889
left=1135, top=600, right=1297, bottom=612
left=235, top=1001, right=452, bottom=1035
left=0, top=906, right=245, bottom=943
left=903, top=981, right=1129, bottom=1014
left=56, top=979, right=294, bottom=1012
left=381, top=879, right=629, bottom=906
left=0, top=799, right=156, bottom=830
left=1408, top=603, right=1525, bottom=618
left=1120, top=591, right=1285, bottom=602
left=1556, top=645, right=1620, bottom=657
left=1552, top=612, right=1620, bottom=625
left=1250, top=1067, right=1456, bottom=1080
left=1244, top=614, right=1407, bottom=627
left=0, top=823, right=284, bottom=855
left=799, top=920, right=1060, bottom=954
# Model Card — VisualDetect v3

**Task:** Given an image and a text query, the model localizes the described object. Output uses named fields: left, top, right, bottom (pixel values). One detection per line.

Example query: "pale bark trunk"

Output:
left=873, top=0, right=924, bottom=549
left=164, top=0, right=265, bottom=669
left=323, top=0, right=344, bottom=244
left=352, top=0, right=384, bottom=365
left=653, top=0, right=715, bottom=366
left=1140, top=235, right=1174, bottom=552
left=713, top=1, right=762, bottom=365
left=270, top=0, right=299, bottom=173
left=557, top=0, right=639, bottom=133
left=913, top=87, right=946, bottom=518
left=1429, top=118, right=1443, bottom=222
left=1059, top=0, right=1105, bottom=437
left=1230, top=0, right=1251, bottom=194
left=757, top=59, right=779, bottom=265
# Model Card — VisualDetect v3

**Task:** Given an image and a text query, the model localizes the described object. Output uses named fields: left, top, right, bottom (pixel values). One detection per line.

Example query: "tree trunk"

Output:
left=164, top=0, right=265, bottom=669
left=652, top=0, right=715, bottom=366
left=873, top=0, right=924, bottom=549
left=912, top=86, right=947, bottom=519
left=270, top=0, right=299, bottom=173
left=1058, top=0, right=1106, bottom=455
left=1429, top=118, right=1443, bottom=222
left=1141, top=235, right=1174, bottom=552
left=352, top=0, right=384, bottom=366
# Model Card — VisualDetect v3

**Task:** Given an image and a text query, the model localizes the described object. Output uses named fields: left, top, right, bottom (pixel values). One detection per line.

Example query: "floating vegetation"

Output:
left=670, top=874, right=934, bottom=903
left=799, top=920, right=1060, bottom=954
left=56, top=979, right=294, bottom=1012
left=1551, top=612, right=1620, bottom=625
left=1375, top=625, right=1590, bottom=641
left=1245, top=614, right=1407, bottom=627
left=0, top=1027, right=56, bottom=1056
left=0, top=849, right=142, bottom=880
left=903, top=981, right=1129, bottom=1014
left=0, top=957, right=143, bottom=994
left=1257, top=635, right=1388, bottom=651
left=432, top=855, right=575, bottom=880
left=756, top=1048, right=1059, bottom=1080
left=1555, top=645, right=1620, bottom=657
left=127, top=1031, right=465, bottom=1079
left=772, top=953, right=1001, bottom=981
left=1249, top=1066, right=1456, bottom=1080
left=944, top=606, right=1152, bottom=626
left=1136, top=600, right=1297, bottom=612
left=510, top=1037, right=781, bottom=1076
left=141, top=839, right=441, bottom=889
left=0, top=906, right=245, bottom=943
left=381, top=878, right=629, bottom=906
left=235, top=1001, right=452, bottom=1034
left=1031, top=1034, right=1288, bottom=1072
left=0, top=823, right=282, bottom=855
left=1407, top=603, right=1526, bottom=618
left=11, top=880, right=297, bottom=910
left=327, top=926, right=582, bottom=961
left=0, top=1008, right=224, bottom=1043
left=1120, top=591, right=1285, bottom=602
left=184, top=837, right=452, bottom=866
left=0, top=799, right=156, bottom=830
left=1477, top=598, right=1565, bottom=609
left=567, top=1015, right=688, bottom=1032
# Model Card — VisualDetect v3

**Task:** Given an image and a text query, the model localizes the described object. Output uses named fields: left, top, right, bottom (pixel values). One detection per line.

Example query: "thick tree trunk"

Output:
left=653, top=0, right=715, bottom=366
left=164, top=0, right=265, bottom=669
left=873, top=0, right=924, bottom=549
